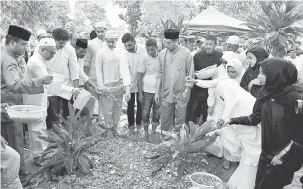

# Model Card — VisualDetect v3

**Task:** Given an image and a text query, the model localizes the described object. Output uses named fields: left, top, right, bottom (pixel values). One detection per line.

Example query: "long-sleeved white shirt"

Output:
left=83, top=38, right=107, bottom=84
left=124, top=46, right=146, bottom=93
left=78, top=58, right=89, bottom=86
left=46, top=44, right=79, bottom=87
left=95, top=47, right=131, bottom=88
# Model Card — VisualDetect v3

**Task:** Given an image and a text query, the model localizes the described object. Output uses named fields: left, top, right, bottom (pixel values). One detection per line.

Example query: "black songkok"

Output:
left=206, top=35, right=217, bottom=42
left=164, top=29, right=180, bottom=40
left=76, top=39, right=88, bottom=49
left=8, top=25, right=31, bottom=41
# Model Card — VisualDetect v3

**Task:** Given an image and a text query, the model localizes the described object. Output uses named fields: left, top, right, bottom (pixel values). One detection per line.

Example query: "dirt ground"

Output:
left=24, top=113, right=303, bottom=189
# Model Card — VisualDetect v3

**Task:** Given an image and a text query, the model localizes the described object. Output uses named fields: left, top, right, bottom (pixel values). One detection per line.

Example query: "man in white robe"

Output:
left=23, top=38, right=57, bottom=164
left=83, top=21, right=108, bottom=121
left=95, top=31, right=131, bottom=138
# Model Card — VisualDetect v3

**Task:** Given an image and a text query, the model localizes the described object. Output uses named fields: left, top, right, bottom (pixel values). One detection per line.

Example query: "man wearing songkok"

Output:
left=137, top=38, right=161, bottom=142
left=226, top=35, right=247, bottom=69
left=83, top=21, right=108, bottom=121
left=46, top=28, right=80, bottom=121
left=23, top=38, right=57, bottom=165
left=186, top=35, right=222, bottom=125
left=95, top=31, right=131, bottom=138
left=1, top=25, right=53, bottom=180
left=121, top=33, right=147, bottom=139
left=155, top=28, right=194, bottom=140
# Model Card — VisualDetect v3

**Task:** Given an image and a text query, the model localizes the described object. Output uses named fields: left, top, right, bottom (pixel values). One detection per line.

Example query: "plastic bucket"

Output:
left=47, top=73, right=64, bottom=95
left=189, top=172, right=222, bottom=189
left=73, top=89, right=92, bottom=111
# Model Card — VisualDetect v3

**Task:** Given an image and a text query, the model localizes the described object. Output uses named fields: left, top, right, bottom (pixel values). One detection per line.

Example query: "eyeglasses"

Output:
left=44, top=48, right=56, bottom=56
left=220, top=58, right=228, bottom=64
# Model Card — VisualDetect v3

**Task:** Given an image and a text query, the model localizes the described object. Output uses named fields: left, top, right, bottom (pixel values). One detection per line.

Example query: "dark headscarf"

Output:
left=246, top=47, right=269, bottom=69
left=257, top=58, right=303, bottom=104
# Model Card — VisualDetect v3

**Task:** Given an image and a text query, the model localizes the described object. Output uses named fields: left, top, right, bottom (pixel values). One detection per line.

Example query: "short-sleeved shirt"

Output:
left=191, top=50, right=223, bottom=100
left=138, top=54, right=158, bottom=93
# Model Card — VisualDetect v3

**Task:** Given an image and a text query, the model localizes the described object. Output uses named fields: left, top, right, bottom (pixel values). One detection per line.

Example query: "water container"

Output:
left=47, top=73, right=64, bottom=95
left=73, top=89, right=92, bottom=111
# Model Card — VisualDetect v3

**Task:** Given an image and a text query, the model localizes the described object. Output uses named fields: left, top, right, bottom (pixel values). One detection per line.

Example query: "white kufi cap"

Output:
left=39, top=38, right=56, bottom=47
left=105, top=31, right=119, bottom=39
left=37, top=29, right=47, bottom=37
left=226, top=36, right=240, bottom=45
left=94, top=21, right=107, bottom=29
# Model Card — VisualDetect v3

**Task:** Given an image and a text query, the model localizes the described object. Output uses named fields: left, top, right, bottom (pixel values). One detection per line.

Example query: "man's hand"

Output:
left=138, top=93, right=144, bottom=104
left=185, top=76, right=197, bottom=84
left=206, top=129, right=221, bottom=137
left=125, top=92, right=131, bottom=102
left=94, top=86, right=104, bottom=95
left=1, top=103, right=9, bottom=109
left=41, top=75, right=54, bottom=84
left=154, top=93, right=160, bottom=105
left=72, top=88, right=81, bottom=98
left=180, top=89, right=190, bottom=103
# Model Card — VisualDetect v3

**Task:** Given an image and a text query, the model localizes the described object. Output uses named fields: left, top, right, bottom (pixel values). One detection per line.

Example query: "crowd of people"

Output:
left=1, top=20, right=303, bottom=189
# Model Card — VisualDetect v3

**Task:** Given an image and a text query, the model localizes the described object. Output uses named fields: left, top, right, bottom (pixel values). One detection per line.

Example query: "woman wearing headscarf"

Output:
left=206, top=79, right=261, bottom=189
left=187, top=51, right=245, bottom=117
left=240, top=47, right=269, bottom=97
left=218, top=58, right=303, bottom=189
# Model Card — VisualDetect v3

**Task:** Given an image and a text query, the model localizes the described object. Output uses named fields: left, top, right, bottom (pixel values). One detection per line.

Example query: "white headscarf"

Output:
left=221, top=51, right=239, bottom=62
left=226, top=58, right=245, bottom=83
left=216, top=79, right=255, bottom=118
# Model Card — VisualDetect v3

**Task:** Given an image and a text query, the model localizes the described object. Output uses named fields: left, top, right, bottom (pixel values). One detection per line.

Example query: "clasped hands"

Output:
left=205, top=118, right=230, bottom=137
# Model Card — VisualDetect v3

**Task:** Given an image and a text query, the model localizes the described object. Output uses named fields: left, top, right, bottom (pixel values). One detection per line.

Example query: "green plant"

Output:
left=160, top=17, right=188, bottom=50
left=245, top=1, right=303, bottom=58
left=148, top=120, right=218, bottom=180
left=28, top=102, right=105, bottom=183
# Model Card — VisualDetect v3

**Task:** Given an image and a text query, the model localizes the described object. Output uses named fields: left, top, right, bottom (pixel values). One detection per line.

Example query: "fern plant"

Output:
left=27, top=102, right=105, bottom=183
left=148, top=120, right=218, bottom=180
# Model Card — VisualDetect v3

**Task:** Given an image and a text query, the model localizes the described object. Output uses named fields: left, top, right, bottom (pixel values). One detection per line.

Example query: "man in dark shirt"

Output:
left=186, top=35, right=223, bottom=124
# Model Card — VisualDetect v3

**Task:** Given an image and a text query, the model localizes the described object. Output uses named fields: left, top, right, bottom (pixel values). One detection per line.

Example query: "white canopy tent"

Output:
left=185, top=6, right=252, bottom=34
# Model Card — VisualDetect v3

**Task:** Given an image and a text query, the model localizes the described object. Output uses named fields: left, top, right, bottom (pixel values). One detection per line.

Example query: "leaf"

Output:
left=190, top=120, right=215, bottom=144
left=180, top=125, right=187, bottom=142
left=144, top=154, right=161, bottom=159
left=188, top=121, right=197, bottom=138
left=278, top=35, right=287, bottom=47
left=77, top=155, right=90, bottom=174
left=151, top=155, right=171, bottom=166
left=151, top=165, right=162, bottom=177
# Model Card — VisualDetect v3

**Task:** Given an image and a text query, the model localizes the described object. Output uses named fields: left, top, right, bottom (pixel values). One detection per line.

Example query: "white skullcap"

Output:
left=94, top=21, right=107, bottom=29
left=39, top=38, right=56, bottom=47
left=105, top=31, right=119, bottom=39
left=222, top=51, right=239, bottom=62
left=37, top=29, right=47, bottom=37
left=226, top=36, right=240, bottom=45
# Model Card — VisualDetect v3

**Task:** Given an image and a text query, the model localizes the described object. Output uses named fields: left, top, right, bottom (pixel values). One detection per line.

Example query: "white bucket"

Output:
left=73, top=89, right=92, bottom=111
left=47, top=73, right=64, bottom=95
left=189, top=172, right=223, bottom=189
